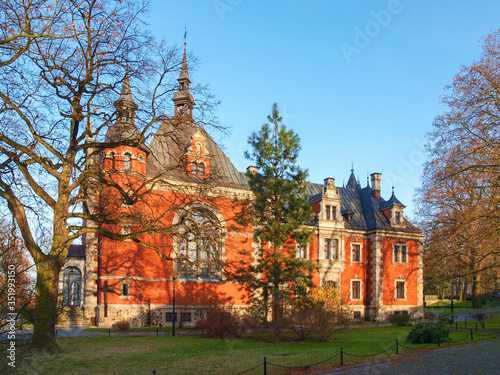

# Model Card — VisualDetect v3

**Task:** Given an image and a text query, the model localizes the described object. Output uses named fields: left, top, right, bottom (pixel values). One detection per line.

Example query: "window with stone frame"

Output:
left=395, top=211, right=401, bottom=224
left=323, top=238, right=339, bottom=260
left=395, top=281, right=406, bottom=299
left=324, top=280, right=337, bottom=289
left=296, top=244, right=308, bottom=259
left=176, top=208, right=223, bottom=279
left=325, top=205, right=331, bottom=220
left=181, top=312, right=192, bottom=322
left=62, top=267, right=82, bottom=306
left=351, top=243, right=361, bottom=263
left=121, top=281, right=131, bottom=297
left=351, top=279, right=362, bottom=300
left=393, top=244, right=408, bottom=263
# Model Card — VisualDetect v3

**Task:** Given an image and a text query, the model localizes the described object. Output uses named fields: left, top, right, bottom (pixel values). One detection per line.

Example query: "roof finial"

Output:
left=351, top=162, right=354, bottom=173
left=183, top=26, right=188, bottom=47
left=366, top=171, right=370, bottom=187
left=392, top=184, right=395, bottom=195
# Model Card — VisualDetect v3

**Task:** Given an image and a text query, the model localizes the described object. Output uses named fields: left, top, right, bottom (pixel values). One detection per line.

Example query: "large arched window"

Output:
left=63, top=267, right=82, bottom=306
left=176, top=208, right=223, bottom=279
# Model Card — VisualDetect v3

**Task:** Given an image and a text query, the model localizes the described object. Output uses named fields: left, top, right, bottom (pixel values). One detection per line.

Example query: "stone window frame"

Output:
left=120, top=281, right=131, bottom=299
left=296, top=243, right=308, bottom=259
left=351, top=242, right=362, bottom=263
left=393, top=243, right=408, bottom=264
left=322, top=237, right=340, bottom=260
left=172, top=202, right=227, bottom=282
left=394, top=279, right=407, bottom=300
left=350, top=279, right=363, bottom=301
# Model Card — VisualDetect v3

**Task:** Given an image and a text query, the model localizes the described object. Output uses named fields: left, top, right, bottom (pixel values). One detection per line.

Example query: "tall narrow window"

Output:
left=332, top=206, right=337, bottom=220
left=325, top=205, right=331, bottom=220
left=396, top=281, right=406, bottom=299
left=296, top=244, right=307, bottom=259
left=332, top=239, right=339, bottom=260
left=394, top=244, right=408, bottom=263
left=351, top=280, right=362, bottom=300
left=110, top=151, right=116, bottom=170
left=123, top=152, right=131, bottom=170
left=324, top=239, right=331, bottom=259
left=62, top=267, right=82, bottom=306
left=351, top=244, right=361, bottom=262
left=395, top=211, right=401, bottom=224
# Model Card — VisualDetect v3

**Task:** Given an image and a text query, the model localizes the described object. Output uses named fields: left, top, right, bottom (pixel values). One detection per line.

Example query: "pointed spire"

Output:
left=118, top=69, right=135, bottom=103
left=172, top=35, right=195, bottom=117
left=108, top=70, right=140, bottom=143
left=346, top=167, right=358, bottom=190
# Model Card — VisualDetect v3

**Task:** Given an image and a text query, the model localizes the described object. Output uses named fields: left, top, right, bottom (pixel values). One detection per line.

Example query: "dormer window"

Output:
left=395, top=211, right=401, bottom=224
left=191, top=161, right=205, bottom=176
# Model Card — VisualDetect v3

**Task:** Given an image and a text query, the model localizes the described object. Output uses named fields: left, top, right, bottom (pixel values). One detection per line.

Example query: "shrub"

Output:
left=195, top=305, right=243, bottom=339
left=437, top=312, right=456, bottom=325
left=424, top=312, right=436, bottom=320
left=388, top=312, right=411, bottom=326
left=406, top=322, right=451, bottom=344
left=113, top=320, right=131, bottom=331
left=286, top=287, right=351, bottom=342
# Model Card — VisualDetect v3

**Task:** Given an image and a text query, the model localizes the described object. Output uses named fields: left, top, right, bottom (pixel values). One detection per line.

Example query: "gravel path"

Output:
left=316, top=338, right=500, bottom=375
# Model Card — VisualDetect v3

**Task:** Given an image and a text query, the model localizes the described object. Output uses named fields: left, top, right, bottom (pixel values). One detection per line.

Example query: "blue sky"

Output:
left=148, top=0, right=500, bottom=218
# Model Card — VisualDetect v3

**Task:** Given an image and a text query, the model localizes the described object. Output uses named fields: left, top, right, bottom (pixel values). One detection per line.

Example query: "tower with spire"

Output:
left=172, top=42, right=195, bottom=118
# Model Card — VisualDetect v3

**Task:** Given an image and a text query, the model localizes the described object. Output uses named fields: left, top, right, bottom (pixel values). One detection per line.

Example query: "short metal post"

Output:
left=157, top=327, right=159, bottom=336
left=396, top=339, right=399, bottom=355
left=109, top=328, right=111, bottom=337
left=437, top=337, right=440, bottom=347
left=340, top=347, right=344, bottom=366
left=476, top=322, right=478, bottom=332
left=465, top=317, right=467, bottom=328
left=263, top=356, right=267, bottom=375
left=455, top=321, right=458, bottom=331
left=470, top=329, right=473, bottom=341
left=377, top=321, right=379, bottom=327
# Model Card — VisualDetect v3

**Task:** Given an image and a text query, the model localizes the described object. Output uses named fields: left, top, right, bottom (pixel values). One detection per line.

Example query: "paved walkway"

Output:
left=316, top=338, right=500, bottom=375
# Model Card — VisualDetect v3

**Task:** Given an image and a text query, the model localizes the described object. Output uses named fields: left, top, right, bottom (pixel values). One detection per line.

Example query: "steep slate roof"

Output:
left=146, top=120, right=248, bottom=189
left=307, top=180, right=419, bottom=233
left=379, top=192, right=406, bottom=209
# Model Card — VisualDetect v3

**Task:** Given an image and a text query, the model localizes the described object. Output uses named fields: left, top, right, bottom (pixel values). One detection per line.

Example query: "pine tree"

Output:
left=238, top=103, right=315, bottom=324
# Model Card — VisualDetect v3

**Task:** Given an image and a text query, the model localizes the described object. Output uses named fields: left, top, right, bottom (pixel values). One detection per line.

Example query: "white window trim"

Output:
left=322, top=237, right=340, bottom=260
left=394, top=279, right=407, bottom=300
left=392, top=243, right=409, bottom=264
left=296, top=243, right=308, bottom=259
left=350, top=242, right=362, bottom=263
left=350, top=279, right=363, bottom=301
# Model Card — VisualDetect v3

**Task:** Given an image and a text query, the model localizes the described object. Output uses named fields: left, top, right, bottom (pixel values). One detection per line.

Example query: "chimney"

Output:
left=370, top=172, right=381, bottom=198
left=247, top=166, right=258, bottom=174
left=324, top=177, right=335, bottom=187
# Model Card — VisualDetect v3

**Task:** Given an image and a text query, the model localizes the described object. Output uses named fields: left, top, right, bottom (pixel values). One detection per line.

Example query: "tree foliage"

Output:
left=419, top=29, right=500, bottom=305
left=231, top=103, right=315, bottom=325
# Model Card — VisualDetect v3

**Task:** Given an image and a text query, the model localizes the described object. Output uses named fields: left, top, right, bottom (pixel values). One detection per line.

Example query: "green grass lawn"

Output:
left=5, top=326, right=498, bottom=375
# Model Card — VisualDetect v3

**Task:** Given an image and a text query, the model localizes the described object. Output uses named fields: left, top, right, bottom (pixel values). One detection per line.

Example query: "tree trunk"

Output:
left=32, top=256, right=61, bottom=352
left=471, top=272, right=482, bottom=308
